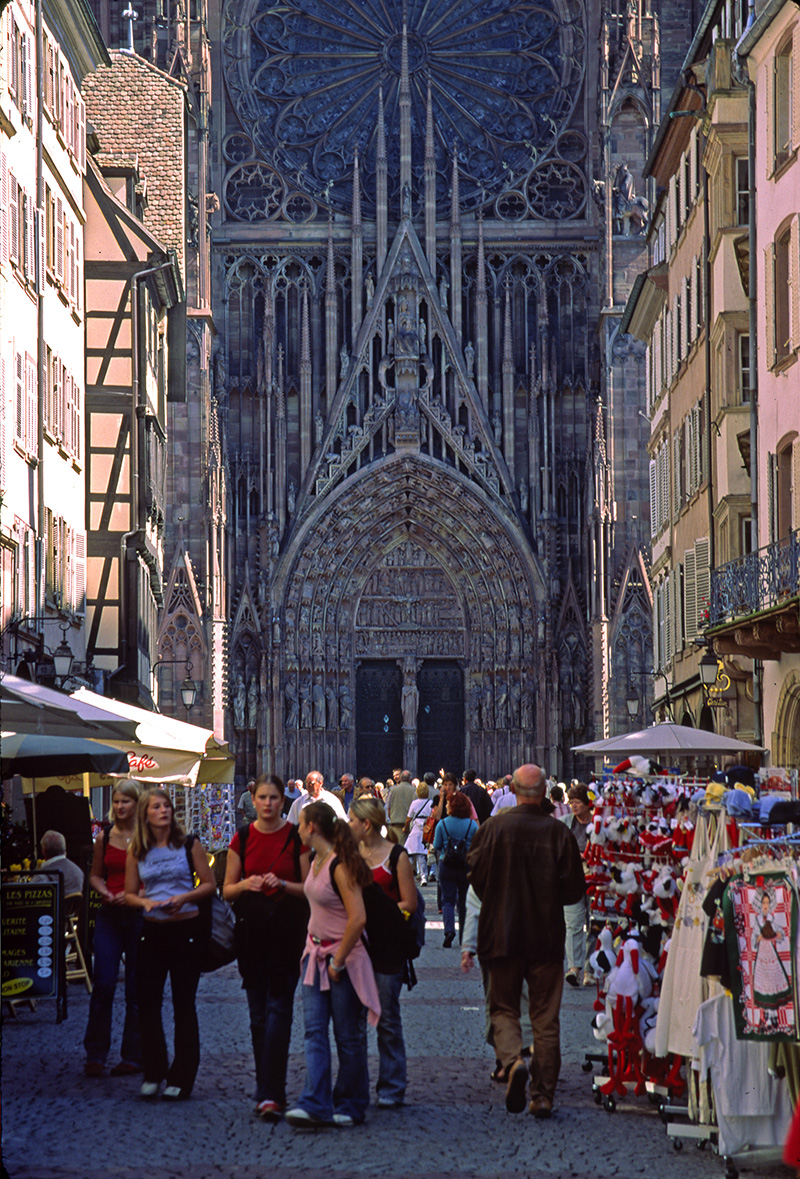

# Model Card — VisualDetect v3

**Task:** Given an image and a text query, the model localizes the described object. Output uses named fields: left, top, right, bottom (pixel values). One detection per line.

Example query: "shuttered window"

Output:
left=695, top=537, right=711, bottom=632
left=684, top=548, right=697, bottom=644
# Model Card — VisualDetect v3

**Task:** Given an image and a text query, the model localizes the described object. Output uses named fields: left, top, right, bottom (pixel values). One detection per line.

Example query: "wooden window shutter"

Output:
left=26, top=353, right=36, bottom=453
left=55, top=196, right=64, bottom=282
left=24, top=191, right=34, bottom=281
left=766, top=58, right=776, bottom=175
left=14, top=351, right=23, bottom=441
left=26, top=528, right=35, bottom=616
left=765, top=243, right=776, bottom=367
left=683, top=549, right=697, bottom=643
left=649, top=459, right=657, bottom=537
left=9, top=174, right=18, bottom=265
left=695, top=536, right=711, bottom=631
left=74, top=531, right=85, bottom=614
left=44, top=508, right=53, bottom=596
left=664, top=574, right=673, bottom=665
left=673, top=431, right=682, bottom=517
left=767, top=451, right=779, bottom=542
left=674, top=566, right=684, bottom=655
left=0, top=355, right=5, bottom=492
left=78, top=95, right=86, bottom=172
left=653, top=581, right=662, bottom=671
left=689, top=131, right=697, bottom=204
left=23, top=32, right=33, bottom=121
left=0, top=150, right=6, bottom=265
left=793, top=27, right=800, bottom=154
left=790, top=215, right=800, bottom=352
left=661, top=442, right=670, bottom=530
left=792, top=439, right=800, bottom=532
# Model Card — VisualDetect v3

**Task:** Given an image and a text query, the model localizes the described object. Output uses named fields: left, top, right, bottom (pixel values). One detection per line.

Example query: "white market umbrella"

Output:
left=0, top=673, right=139, bottom=741
left=572, top=722, right=766, bottom=758
left=70, top=688, right=234, bottom=785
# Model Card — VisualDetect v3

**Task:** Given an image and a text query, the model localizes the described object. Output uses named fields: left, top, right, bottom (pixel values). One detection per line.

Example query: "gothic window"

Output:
left=222, top=0, right=585, bottom=216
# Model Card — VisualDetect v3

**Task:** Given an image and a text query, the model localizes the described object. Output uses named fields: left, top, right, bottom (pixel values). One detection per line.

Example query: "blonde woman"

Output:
left=403, top=782, right=433, bottom=884
left=125, top=788, right=215, bottom=1100
left=349, top=797, right=416, bottom=1108
left=84, top=783, right=142, bottom=1078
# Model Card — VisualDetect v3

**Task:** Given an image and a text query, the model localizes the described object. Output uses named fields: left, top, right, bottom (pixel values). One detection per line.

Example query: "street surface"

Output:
left=1, top=891, right=789, bottom=1179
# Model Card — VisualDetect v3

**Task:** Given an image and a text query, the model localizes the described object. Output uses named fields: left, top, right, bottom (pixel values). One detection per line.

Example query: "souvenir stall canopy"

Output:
left=573, top=723, right=767, bottom=757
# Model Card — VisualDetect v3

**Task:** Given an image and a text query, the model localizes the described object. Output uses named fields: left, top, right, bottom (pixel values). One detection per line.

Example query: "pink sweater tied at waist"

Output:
left=301, top=933, right=381, bottom=1027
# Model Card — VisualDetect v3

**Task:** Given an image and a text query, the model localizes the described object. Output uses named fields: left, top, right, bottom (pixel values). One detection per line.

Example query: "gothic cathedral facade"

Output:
left=87, top=0, right=697, bottom=781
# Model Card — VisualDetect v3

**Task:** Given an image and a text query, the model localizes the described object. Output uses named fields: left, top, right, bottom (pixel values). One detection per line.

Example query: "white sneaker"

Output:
left=140, top=1081, right=160, bottom=1099
left=420, top=877, right=427, bottom=886
left=285, top=1107, right=331, bottom=1129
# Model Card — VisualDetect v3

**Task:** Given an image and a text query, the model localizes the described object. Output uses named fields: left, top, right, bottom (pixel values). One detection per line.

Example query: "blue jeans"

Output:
left=137, top=919, right=201, bottom=1094
left=439, top=862, right=468, bottom=941
left=564, top=896, right=592, bottom=973
left=374, top=970, right=406, bottom=1103
left=83, top=905, right=143, bottom=1065
left=245, top=965, right=299, bottom=1104
left=297, top=958, right=369, bottom=1122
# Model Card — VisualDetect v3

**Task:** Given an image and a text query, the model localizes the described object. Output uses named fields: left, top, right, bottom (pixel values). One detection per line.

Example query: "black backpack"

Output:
left=184, top=835, right=236, bottom=972
left=329, top=849, right=422, bottom=984
left=440, top=818, right=469, bottom=868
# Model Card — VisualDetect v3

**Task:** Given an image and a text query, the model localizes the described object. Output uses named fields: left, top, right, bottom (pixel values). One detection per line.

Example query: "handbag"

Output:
left=185, top=836, right=236, bottom=972
left=422, top=811, right=437, bottom=846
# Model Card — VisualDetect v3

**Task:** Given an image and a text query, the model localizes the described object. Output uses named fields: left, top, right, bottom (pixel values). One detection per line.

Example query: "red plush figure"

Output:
left=612, top=755, right=661, bottom=777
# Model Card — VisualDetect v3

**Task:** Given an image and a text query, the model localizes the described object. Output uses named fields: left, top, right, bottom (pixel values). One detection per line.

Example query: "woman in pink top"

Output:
left=285, top=801, right=380, bottom=1129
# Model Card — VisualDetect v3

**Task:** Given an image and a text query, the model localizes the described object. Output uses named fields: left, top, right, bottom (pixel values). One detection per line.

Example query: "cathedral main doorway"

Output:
left=417, top=661, right=464, bottom=778
left=356, top=661, right=403, bottom=781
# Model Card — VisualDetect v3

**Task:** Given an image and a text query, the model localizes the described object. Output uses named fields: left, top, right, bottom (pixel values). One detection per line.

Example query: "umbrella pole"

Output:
left=31, top=776, right=38, bottom=863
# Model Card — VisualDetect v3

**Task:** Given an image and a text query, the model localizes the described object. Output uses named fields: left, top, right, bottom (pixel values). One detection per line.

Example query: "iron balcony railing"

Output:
left=709, top=530, right=800, bottom=626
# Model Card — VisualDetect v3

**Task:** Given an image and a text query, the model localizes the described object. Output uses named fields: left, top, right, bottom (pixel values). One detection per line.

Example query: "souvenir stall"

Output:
left=172, top=783, right=236, bottom=852
left=571, top=732, right=800, bottom=1179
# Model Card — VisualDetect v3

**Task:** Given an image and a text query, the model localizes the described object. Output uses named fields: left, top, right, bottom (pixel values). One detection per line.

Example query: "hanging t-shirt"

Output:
left=693, top=991, right=793, bottom=1155
left=700, top=876, right=730, bottom=987
left=724, top=871, right=798, bottom=1041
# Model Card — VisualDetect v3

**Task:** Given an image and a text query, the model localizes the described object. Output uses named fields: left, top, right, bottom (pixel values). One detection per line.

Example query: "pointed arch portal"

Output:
left=271, top=453, right=544, bottom=777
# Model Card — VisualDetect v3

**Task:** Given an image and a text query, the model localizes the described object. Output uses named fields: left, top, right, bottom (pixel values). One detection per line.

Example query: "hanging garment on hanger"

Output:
left=694, top=991, right=793, bottom=1155
left=654, top=808, right=728, bottom=1058
left=724, top=871, right=798, bottom=1042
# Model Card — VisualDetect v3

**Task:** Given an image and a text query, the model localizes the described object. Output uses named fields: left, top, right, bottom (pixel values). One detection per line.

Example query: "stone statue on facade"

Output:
left=325, top=682, right=339, bottom=729
left=401, top=682, right=419, bottom=729
left=338, top=682, right=353, bottom=729
left=312, top=680, right=326, bottom=729
left=287, top=480, right=296, bottom=515
left=247, top=676, right=258, bottom=729
left=285, top=676, right=298, bottom=728
left=612, top=164, right=648, bottom=235
left=299, top=675, right=312, bottom=729
left=464, top=340, right=474, bottom=376
left=233, top=674, right=246, bottom=729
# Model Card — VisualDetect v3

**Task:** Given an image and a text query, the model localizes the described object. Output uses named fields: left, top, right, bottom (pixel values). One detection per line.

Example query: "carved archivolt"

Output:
left=272, top=453, right=542, bottom=735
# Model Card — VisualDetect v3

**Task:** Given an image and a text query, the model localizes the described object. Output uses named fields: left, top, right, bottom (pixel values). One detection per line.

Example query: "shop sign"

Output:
left=1, top=880, right=63, bottom=1005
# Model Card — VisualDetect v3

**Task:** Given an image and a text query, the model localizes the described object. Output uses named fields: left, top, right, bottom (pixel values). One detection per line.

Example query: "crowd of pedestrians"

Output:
left=74, top=765, right=593, bottom=1127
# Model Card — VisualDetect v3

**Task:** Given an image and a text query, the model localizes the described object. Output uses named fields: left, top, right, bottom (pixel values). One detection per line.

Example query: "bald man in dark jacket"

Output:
left=467, top=763, right=585, bottom=1119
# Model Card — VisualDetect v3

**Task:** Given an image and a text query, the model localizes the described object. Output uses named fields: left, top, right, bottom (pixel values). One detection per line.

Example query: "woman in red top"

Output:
left=348, top=797, right=416, bottom=1108
left=83, top=783, right=143, bottom=1077
left=223, top=774, right=310, bottom=1121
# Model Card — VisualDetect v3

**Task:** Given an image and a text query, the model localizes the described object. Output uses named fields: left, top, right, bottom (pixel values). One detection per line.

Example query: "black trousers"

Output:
left=137, top=919, right=201, bottom=1094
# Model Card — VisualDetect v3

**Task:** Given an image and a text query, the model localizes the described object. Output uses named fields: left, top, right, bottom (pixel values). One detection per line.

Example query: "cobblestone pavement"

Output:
left=1, top=888, right=789, bottom=1179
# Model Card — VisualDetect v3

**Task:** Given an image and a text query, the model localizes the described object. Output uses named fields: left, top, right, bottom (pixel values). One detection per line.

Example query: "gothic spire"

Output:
left=476, top=212, right=488, bottom=403
left=399, top=17, right=412, bottom=204
left=502, top=277, right=515, bottom=470
left=325, top=215, right=337, bottom=400
left=424, top=79, right=436, bottom=270
left=376, top=86, right=388, bottom=273
left=351, top=149, right=363, bottom=345
left=449, top=143, right=462, bottom=343
left=300, top=281, right=312, bottom=473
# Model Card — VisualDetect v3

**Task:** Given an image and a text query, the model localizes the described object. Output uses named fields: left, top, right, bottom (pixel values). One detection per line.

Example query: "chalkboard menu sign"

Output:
left=2, top=880, right=64, bottom=1019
